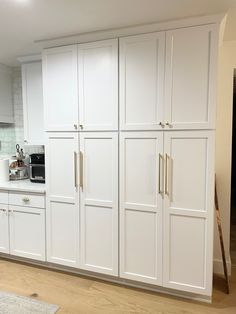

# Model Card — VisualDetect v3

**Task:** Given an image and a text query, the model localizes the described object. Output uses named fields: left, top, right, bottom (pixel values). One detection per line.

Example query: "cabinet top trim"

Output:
left=36, top=13, right=226, bottom=49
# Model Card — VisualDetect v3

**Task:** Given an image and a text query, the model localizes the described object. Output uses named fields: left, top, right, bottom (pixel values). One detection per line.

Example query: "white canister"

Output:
left=0, top=159, right=9, bottom=182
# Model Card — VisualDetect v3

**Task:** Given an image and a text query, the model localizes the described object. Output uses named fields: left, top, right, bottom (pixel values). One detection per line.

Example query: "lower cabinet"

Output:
left=79, top=132, right=118, bottom=275
left=120, top=132, right=164, bottom=285
left=0, top=199, right=46, bottom=262
left=9, top=205, right=45, bottom=261
left=46, top=132, right=79, bottom=267
left=120, top=131, right=214, bottom=296
left=162, top=131, right=214, bottom=295
left=0, top=204, right=10, bottom=254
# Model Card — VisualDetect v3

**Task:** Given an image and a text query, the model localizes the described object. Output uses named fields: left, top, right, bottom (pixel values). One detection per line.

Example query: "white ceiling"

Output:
left=0, top=0, right=236, bottom=66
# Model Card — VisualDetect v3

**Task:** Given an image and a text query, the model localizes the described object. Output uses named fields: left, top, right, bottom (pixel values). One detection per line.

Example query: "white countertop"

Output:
left=0, top=179, right=46, bottom=194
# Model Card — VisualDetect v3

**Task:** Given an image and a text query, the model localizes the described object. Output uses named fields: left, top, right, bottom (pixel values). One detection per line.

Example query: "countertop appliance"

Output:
left=29, top=153, right=45, bottom=183
left=10, top=144, right=29, bottom=181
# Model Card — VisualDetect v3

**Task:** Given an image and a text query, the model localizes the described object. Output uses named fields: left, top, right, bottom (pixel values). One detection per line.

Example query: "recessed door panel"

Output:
left=43, top=45, right=78, bottom=131
left=0, top=205, right=9, bottom=254
left=120, top=32, right=165, bottom=130
left=78, top=39, right=118, bottom=130
left=163, top=130, right=214, bottom=295
left=9, top=206, right=45, bottom=261
left=80, top=132, right=118, bottom=275
left=46, top=132, right=79, bottom=267
left=120, top=132, right=163, bottom=285
left=165, top=25, right=217, bottom=129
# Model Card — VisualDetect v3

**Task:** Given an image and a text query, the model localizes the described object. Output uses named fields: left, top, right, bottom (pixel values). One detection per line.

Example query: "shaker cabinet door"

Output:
left=46, top=132, right=79, bottom=267
left=9, top=205, right=45, bottom=261
left=119, top=32, right=165, bottom=130
left=120, top=132, right=164, bottom=285
left=78, top=39, right=118, bottom=131
left=0, top=205, right=9, bottom=254
left=80, top=132, right=118, bottom=275
left=43, top=45, right=79, bottom=131
left=22, top=61, right=44, bottom=145
left=163, top=131, right=214, bottom=295
left=164, top=25, right=217, bottom=129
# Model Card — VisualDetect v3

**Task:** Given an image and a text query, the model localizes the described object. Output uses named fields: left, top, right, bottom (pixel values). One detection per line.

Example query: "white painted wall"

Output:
left=214, top=40, right=236, bottom=274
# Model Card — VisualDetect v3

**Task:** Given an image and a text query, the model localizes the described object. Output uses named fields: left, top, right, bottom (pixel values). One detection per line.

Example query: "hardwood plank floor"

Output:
left=0, top=259, right=235, bottom=314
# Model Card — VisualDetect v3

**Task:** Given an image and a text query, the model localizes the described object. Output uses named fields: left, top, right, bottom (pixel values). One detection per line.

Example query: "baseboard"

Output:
left=213, top=258, right=231, bottom=276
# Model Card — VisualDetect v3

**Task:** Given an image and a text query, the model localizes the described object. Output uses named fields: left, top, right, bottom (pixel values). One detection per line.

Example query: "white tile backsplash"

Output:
left=0, top=67, right=44, bottom=159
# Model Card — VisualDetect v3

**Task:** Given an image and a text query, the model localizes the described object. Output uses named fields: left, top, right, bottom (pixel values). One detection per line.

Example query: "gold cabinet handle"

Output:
left=79, top=151, right=83, bottom=190
left=79, top=124, right=83, bottom=130
left=165, top=154, right=169, bottom=196
left=74, top=124, right=78, bottom=130
left=158, top=154, right=164, bottom=195
left=74, top=152, right=78, bottom=188
left=159, top=122, right=165, bottom=128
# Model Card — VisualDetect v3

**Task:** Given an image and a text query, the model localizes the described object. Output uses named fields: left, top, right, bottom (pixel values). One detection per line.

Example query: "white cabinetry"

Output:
left=0, top=64, right=13, bottom=123
left=46, top=133, right=79, bottom=267
left=9, top=205, right=45, bottom=261
left=120, top=132, right=163, bottom=285
left=43, top=45, right=78, bottom=131
left=0, top=190, right=46, bottom=261
left=42, top=17, right=219, bottom=300
left=119, top=25, right=218, bottom=130
left=0, top=204, right=10, bottom=254
left=80, top=132, right=118, bottom=275
left=78, top=39, right=118, bottom=131
left=119, top=33, right=165, bottom=130
left=120, top=131, right=214, bottom=295
left=21, top=61, right=44, bottom=145
left=164, top=25, right=217, bottom=129
left=163, top=131, right=214, bottom=295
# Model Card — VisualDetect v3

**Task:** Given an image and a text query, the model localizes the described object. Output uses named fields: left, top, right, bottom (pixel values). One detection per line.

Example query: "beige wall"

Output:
left=214, top=40, right=236, bottom=273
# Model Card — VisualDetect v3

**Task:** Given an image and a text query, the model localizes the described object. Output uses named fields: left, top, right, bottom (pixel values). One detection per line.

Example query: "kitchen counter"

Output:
left=0, top=179, right=46, bottom=194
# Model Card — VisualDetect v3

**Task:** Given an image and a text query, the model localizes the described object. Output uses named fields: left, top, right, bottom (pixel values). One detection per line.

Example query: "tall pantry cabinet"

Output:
left=43, top=18, right=220, bottom=299
left=43, top=39, right=119, bottom=275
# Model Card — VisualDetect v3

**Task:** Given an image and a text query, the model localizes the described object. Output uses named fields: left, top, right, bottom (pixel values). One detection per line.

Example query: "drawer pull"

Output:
left=22, top=197, right=30, bottom=203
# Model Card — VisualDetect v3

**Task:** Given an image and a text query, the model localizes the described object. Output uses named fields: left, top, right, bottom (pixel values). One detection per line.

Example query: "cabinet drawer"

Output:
left=9, top=192, right=45, bottom=209
left=0, top=191, right=8, bottom=204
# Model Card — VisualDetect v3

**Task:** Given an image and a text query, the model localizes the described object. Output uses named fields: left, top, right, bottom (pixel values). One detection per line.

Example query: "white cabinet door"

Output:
left=120, top=132, right=164, bottom=285
left=43, top=45, right=79, bottom=131
left=78, top=39, right=118, bottom=131
left=0, top=205, right=9, bottom=254
left=22, top=62, right=44, bottom=145
left=163, top=131, right=214, bottom=295
left=119, top=32, right=165, bottom=130
left=0, top=64, right=13, bottom=123
left=80, top=132, right=118, bottom=275
left=9, top=205, right=45, bottom=261
left=46, top=132, right=79, bottom=267
left=164, top=25, right=217, bottom=129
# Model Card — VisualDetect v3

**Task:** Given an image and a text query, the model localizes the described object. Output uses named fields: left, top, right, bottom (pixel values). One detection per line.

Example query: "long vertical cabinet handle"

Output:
left=158, top=154, right=164, bottom=195
left=74, top=152, right=78, bottom=188
left=79, top=151, right=83, bottom=190
left=165, top=153, right=169, bottom=196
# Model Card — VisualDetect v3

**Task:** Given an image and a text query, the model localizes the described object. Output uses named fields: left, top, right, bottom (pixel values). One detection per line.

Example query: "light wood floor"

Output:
left=0, top=259, right=235, bottom=314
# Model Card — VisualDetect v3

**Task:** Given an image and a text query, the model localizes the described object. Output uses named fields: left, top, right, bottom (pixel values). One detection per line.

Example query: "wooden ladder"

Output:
left=215, top=178, right=230, bottom=294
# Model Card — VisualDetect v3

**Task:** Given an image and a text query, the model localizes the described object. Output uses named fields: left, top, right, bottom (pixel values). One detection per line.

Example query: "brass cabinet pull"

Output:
left=159, top=122, right=165, bottom=128
left=165, top=153, right=169, bottom=196
left=74, top=152, right=78, bottom=188
left=79, top=151, right=83, bottom=190
left=158, top=154, right=164, bottom=195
